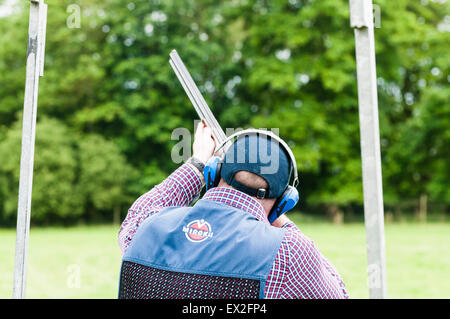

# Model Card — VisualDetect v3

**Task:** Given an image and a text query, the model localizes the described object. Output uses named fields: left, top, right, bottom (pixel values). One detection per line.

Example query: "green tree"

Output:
left=219, top=0, right=449, bottom=218
left=0, top=0, right=448, bottom=224
left=77, top=134, right=136, bottom=224
left=0, top=117, right=82, bottom=224
left=0, top=117, right=134, bottom=225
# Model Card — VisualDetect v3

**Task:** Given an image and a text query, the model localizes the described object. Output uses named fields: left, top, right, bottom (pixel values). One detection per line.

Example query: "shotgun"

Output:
left=169, top=50, right=228, bottom=147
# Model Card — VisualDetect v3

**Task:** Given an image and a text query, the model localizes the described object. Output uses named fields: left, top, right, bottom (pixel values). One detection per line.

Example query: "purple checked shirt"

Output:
left=118, top=163, right=349, bottom=299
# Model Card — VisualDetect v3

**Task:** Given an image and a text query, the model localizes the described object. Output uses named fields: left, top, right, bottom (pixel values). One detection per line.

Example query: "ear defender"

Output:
left=203, top=156, right=222, bottom=191
left=268, top=186, right=299, bottom=224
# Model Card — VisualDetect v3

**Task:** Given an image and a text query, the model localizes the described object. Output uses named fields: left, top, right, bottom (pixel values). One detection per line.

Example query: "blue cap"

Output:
left=220, top=134, right=292, bottom=198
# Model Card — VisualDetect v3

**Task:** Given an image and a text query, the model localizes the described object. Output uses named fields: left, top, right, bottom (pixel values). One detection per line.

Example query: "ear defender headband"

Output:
left=203, top=129, right=299, bottom=223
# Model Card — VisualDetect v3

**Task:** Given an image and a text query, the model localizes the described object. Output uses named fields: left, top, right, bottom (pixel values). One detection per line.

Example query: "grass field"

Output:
left=0, top=216, right=449, bottom=299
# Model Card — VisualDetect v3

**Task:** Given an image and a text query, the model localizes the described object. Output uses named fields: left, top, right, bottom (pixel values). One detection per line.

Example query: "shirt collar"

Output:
left=202, top=187, right=269, bottom=223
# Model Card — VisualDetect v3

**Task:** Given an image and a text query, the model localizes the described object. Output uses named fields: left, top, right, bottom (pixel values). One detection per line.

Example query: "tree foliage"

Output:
left=0, top=116, right=134, bottom=225
left=0, top=0, right=448, bottom=224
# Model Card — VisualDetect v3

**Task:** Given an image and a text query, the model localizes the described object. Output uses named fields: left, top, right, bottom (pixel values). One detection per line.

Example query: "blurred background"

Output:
left=0, top=0, right=448, bottom=298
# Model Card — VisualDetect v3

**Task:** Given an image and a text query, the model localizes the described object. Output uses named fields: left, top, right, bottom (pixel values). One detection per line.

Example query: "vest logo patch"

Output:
left=182, top=219, right=213, bottom=243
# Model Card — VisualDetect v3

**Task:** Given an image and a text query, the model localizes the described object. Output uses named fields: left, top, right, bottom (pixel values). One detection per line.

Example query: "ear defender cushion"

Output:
left=203, top=156, right=222, bottom=191
left=268, top=186, right=299, bottom=224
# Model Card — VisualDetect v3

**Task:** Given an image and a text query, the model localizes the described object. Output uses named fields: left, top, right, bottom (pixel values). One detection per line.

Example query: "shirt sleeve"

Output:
left=282, top=224, right=350, bottom=299
left=118, top=163, right=203, bottom=255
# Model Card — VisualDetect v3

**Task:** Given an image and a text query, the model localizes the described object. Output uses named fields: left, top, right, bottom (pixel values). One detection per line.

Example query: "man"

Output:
left=118, top=121, right=349, bottom=299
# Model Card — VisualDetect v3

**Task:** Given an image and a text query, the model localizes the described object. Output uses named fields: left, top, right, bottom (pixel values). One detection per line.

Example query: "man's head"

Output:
left=217, top=133, right=293, bottom=216
left=217, top=171, right=277, bottom=216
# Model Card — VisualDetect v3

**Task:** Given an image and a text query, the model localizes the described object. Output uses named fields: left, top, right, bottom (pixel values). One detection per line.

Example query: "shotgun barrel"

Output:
left=169, top=50, right=227, bottom=147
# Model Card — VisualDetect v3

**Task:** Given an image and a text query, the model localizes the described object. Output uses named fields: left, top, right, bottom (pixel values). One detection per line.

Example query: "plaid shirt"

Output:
left=118, top=163, right=349, bottom=299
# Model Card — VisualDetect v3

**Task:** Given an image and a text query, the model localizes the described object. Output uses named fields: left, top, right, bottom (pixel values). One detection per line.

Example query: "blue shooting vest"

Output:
left=119, top=199, right=286, bottom=299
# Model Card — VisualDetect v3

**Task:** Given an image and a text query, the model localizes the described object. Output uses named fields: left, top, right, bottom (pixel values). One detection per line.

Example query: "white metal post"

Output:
left=349, top=0, right=387, bottom=299
left=13, top=0, right=47, bottom=299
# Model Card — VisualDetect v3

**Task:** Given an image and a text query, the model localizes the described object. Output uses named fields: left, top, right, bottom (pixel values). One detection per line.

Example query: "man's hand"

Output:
left=193, top=120, right=216, bottom=164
